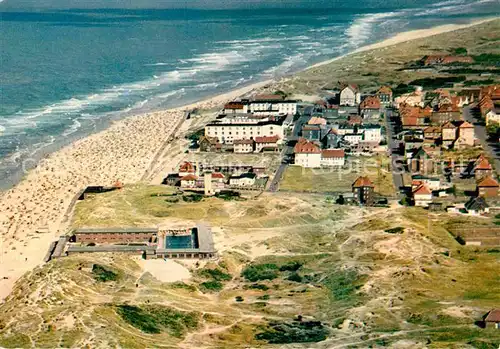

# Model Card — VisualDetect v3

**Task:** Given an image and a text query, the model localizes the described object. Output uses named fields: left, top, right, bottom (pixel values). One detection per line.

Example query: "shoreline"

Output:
left=0, top=16, right=498, bottom=302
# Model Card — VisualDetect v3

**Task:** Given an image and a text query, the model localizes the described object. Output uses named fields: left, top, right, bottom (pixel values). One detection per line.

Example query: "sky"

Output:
left=0, top=0, right=424, bottom=10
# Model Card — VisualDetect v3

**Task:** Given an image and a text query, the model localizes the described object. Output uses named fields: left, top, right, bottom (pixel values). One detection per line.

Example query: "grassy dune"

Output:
left=1, top=193, right=499, bottom=348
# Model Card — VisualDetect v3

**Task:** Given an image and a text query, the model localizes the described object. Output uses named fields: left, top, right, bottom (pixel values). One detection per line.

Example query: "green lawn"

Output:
left=280, top=155, right=395, bottom=196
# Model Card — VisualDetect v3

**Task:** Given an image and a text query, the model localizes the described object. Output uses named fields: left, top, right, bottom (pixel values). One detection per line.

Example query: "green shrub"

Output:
left=453, top=47, right=468, bottom=55
left=287, top=272, right=303, bottom=283
left=116, top=304, right=199, bottom=336
left=235, top=296, right=244, bottom=302
left=384, top=227, right=405, bottom=234
left=199, top=281, right=223, bottom=292
left=92, top=264, right=118, bottom=282
left=256, top=321, right=329, bottom=344
left=199, top=268, right=232, bottom=281
left=323, top=269, right=360, bottom=301
left=242, top=263, right=279, bottom=282
left=182, top=194, right=204, bottom=202
left=247, top=283, right=269, bottom=291
left=279, top=261, right=303, bottom=272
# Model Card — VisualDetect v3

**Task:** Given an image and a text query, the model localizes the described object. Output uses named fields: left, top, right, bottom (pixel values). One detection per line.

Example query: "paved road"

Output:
left=384, top=108, right=406, bottom=194
left=463, top=105, right=500, bottom=173
left=268, top=107, right=311, bottom=192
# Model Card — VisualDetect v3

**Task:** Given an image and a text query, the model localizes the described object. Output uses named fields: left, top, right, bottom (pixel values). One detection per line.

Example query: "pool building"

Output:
left=51, top=223, right=216, bottom=260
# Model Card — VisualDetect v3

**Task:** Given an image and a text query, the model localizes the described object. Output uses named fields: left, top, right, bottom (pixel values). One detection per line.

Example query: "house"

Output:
left=394, top=89, right=424, bottom=108
left=302, top=124, right=322, bottom=143
left=352, top=176, right=374, bottom=206
left=431, top=104, right=462, bottom=125
left=229, top=172, right=256, bottom=187
left=344, top=133, right=363, bottom=146
left=476, top=176, right=499, bottom=198
left=464, top=197, right=489, bottom=215
left=441, top=121, right=458, bottom=148
left=323, top=129, right=340, bottom=149
left=474, top=155, right=493, bottom=180
left=180, top=174, right=198, bottom=189
left=234, top=139, right=254, bottom=153
left=294, top=138, right=322, bottom=168
left=409, top=147, right=434, bottom=174
left=321, top=149, right=345, bottom=167
left=362, top=125, right=382, bottom=143
left=377, top=86, right=393, bottom=105
left=179, top=161, right=196, bottom=177
left=455, top=121, right=475, bottom=147
left=340, top=84, right=361, bottom=106
left=412, top=175, right=441, bottom=190
left=423, top=126, right=441, bottom=141
left=412, top=183, right=433, bottom=207
left=359, top=96, right=382, bottom=120
left=422, top=55, right=474, bottom=66
left=255, top=135, right=280, bottom=152
left=199, top=136, right=222, bottom=152
left=485, top=309, right=500, bottom=329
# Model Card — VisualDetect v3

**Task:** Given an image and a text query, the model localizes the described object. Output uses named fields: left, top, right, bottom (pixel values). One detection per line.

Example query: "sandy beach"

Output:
left=0, top=17, right=496, bottom=302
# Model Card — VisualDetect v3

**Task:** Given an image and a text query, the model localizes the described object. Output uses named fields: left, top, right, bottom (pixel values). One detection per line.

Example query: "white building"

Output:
left=486, top=109, right=500, bottom=126
left=321, top=149, right=345, bottom=167
left=294, top=138, right=322, bottom=168
left=205, top=116, right=284, bottom=144
left=412, top=176, right=441, bottom=191
left=340, top=85, right=361, bottom=106
left=229, top=173, right=257, bottom=187
left=245, top=95, right=297, bottom=116
left=233, top=139, right=254, bottom=153
left=413, top=184, right=433, bottom=207
left=344, top=133, right=363, bottom=145
left=362, top=125, right=382, bottom=143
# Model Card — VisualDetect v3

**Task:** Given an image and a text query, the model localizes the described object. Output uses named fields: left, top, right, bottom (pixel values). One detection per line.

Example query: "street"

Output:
left=463, top=105, right=500, bottom=172
left=384, top=108, right=406, bottom=194
left=268, top=105, right=312, bottom=192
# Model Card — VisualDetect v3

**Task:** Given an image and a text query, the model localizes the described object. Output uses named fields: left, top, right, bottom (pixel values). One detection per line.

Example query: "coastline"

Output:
left=0, top=17, right=498, bottom=302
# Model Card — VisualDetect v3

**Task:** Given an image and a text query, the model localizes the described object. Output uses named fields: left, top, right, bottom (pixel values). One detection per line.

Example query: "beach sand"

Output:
left=0, top=17, right=496, bottom=302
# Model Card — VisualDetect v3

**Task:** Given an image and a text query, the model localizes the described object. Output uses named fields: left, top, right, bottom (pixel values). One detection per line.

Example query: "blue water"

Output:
left=0, top=1, right=499, bottom=185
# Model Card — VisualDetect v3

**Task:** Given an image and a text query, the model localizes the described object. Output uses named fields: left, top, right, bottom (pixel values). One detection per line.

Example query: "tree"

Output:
left=336, top=195, right=345, bottom=205
left=486, top=122, right=500, bottom=141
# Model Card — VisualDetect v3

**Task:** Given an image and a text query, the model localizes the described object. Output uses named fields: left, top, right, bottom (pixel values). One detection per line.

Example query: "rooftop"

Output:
left=352, top=176, right=374, bottom=188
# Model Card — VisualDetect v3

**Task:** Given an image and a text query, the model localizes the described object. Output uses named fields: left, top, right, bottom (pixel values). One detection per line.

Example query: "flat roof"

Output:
left=196, top=223, right=215, bottom=253
left=75, top=227, right=158, bottom=234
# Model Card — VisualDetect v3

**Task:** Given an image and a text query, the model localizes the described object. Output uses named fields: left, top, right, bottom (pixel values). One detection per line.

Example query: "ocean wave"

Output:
left=145, top=62, right=170, bottom=66
left=344, top=12, right=399, bottom=48
left=61, top=118, right=82, bottom=137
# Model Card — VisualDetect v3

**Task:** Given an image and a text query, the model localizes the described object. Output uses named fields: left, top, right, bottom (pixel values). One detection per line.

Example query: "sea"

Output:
left=0, top=0, right=499, bottom=188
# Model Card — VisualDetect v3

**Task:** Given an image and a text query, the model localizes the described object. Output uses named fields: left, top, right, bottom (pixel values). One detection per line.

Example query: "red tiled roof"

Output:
left=348, top=115, right=363, bottom=125
left=179, top=161, right=195, bottom=173
left=308, top=116, right=327, bottom=125
left=424, top=55, right=474, bottom=65
left=321, top=149, right=345, bottom=158
left=377, top=86, right=392, bottom=95
left=255, top=135, right=280, bottom=143
left=437, top=104, right=460, bottom=113
left=413, top=183, right=432, bottom=195
left=224, top=102, right=244, bottom=110
left=181, top=174, right=198, bottom=181
left=294, top=138, right=321, bottom=154
left=485, top=309, right=500, bottom=322
left=360, top=96, right=381, bottom=110
left=459, top=121, right=474, bottom=128
left=211, top=172, right=225, bottom=179
left=352, top=176, right=374, bottom=188
left=234, top=139, right=254, bottom=145
left=476, top=157, right=492, bottom=171
left=477, top=176, right=499, bottom=188
left=442, top=121, right=456, bottom=129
